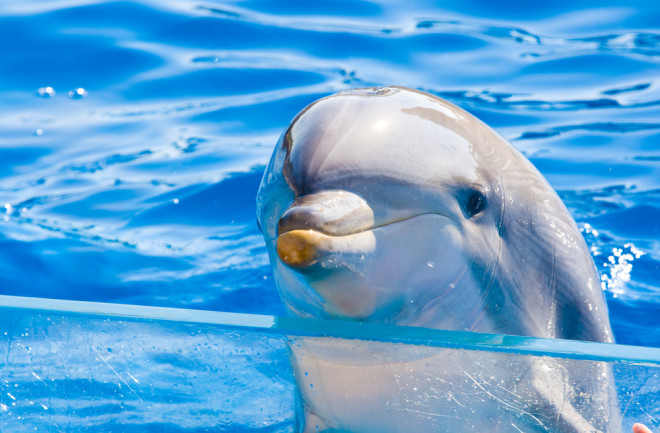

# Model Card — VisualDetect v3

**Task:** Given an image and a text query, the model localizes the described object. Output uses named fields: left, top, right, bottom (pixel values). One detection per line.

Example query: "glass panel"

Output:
left=0, top=295, right=658, bottom=432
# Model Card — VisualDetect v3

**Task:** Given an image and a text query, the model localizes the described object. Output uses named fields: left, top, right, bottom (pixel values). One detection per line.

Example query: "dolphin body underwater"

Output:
left=256, top=87, right=620, bottom=432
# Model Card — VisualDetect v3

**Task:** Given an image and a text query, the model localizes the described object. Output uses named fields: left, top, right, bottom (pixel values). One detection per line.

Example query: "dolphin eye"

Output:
left=465, top=190, right=487, bottom=217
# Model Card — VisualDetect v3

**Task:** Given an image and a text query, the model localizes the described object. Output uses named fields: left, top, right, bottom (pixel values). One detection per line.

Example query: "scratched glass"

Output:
left=0, top=296, right=658, bottom=432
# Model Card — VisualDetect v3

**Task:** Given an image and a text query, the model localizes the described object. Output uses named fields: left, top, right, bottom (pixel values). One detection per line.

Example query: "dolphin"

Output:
left=256, top=86, right=619, bottom=432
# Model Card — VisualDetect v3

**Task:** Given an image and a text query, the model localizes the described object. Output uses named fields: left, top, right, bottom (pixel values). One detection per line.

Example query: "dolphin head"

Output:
left=257, top=86, right=613, bottom=341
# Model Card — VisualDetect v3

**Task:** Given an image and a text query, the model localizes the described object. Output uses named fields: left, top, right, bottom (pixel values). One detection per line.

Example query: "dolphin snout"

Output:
left=277, top=190, right=374, bottom=236
left=276, top=190, right=376, bottom=270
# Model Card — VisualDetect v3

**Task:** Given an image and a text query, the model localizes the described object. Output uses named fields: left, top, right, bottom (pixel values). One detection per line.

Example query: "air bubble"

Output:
left=68, top=88, right=88, bottom=99
left=36, top=87, right=55, bottom=97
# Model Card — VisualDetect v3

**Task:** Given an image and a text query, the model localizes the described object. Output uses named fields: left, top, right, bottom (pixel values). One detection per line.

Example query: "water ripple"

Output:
left=415, top=19, right=541, bottom=44
left=602, top=83, right=651, bottom=95
left=196, top=4, right=399, bottom=36
left=524, top=32, right=660, bottom=59
left=428, top=88, right=660, bottom=112
left=518, top=122, right=660, bottom=140
left=63, top=150, right=153, bottom=174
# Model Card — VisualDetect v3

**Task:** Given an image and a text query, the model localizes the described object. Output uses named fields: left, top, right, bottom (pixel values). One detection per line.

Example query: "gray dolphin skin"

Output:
left=256, top=87, right=619, bottom=432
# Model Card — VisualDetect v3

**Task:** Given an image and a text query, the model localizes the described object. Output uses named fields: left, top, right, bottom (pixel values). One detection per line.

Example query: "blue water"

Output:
left=0, top=0, right=659, bottom=349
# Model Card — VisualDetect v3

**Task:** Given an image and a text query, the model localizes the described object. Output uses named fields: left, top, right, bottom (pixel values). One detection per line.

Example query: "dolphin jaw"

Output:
left=272, top=213, right=477, bottom=327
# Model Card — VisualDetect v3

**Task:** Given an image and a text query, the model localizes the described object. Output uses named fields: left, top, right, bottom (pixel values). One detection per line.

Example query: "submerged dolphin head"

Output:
left=257, top=86, right=613, bottom=343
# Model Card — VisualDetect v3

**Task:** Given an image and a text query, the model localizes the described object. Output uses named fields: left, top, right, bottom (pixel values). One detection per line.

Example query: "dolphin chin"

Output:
left=276, top=227, right=378, bottom=270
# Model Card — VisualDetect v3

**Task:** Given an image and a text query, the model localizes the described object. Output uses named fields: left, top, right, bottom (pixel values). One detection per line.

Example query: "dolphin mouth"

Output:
left=276, top=213, right=442, bottom=270
left=276, top=190, right=455, bottom=270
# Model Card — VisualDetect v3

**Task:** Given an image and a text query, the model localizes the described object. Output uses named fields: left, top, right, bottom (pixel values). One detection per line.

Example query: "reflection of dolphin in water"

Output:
left=256, top=87, right=619, bottom=432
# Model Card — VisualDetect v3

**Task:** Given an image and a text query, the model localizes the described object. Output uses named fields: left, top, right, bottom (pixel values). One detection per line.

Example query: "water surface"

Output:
left=0, top=0, right=659, bottom=347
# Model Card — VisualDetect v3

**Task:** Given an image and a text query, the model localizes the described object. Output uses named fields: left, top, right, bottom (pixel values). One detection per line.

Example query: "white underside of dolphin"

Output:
left=289, top=337, right=616, bottom=433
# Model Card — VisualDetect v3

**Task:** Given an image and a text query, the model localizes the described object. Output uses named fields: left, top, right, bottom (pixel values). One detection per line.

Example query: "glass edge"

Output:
left=1, top=295, right=659, bottom=365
